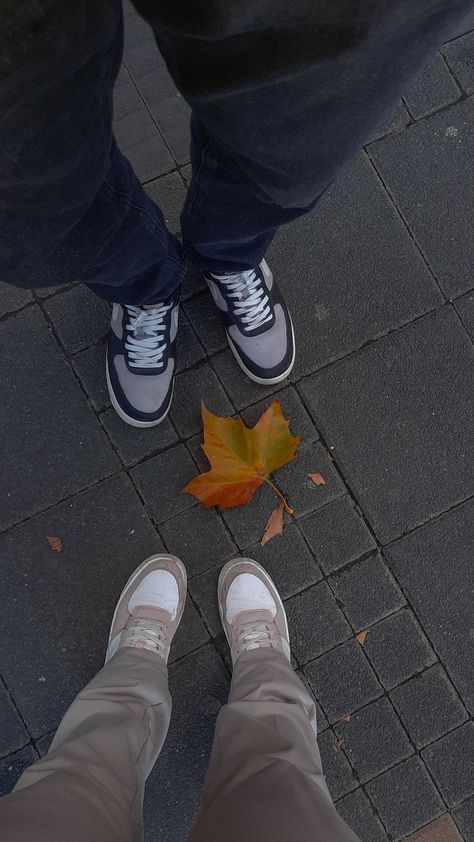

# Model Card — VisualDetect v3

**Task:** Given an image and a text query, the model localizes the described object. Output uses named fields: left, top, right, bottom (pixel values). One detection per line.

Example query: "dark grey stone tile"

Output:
left=187, top=433, right=210, bottom=473
left=0, top=746, right=36, bottom=796
left=368, top=100, right=411, bottom=143
left=169, top=598, right=210, bottom=663
left=170, top=362, right=234, bottom=438
left=369, top=98, right=474, bottom=297
left=131, top=444, right=198, bottom=524
left=122, top=132, right=175, bottom=183
left=390, top=664, right=468, bottom=749
left=305, top=640, right=383, bottom=723
left=221, top=482, right=286, bottom=550
left=0, top=474, right=163, bottom=737
left=299, top=496, right=376, bottom=575
left=330, top=554, right=405, bottom=631
left=336, top=788, right=387, bottom=842
left=212, top=349, right=286, bottom=409
left=0, top=283, right=33, bottom=317
left=454, top=290, right=474, bottom=341
left=160, top=506, right=237, bottom=577
left=100, top=407, right=178, bottom=467
left=181, top=265, right=206, bottom=301
left=0, top=682, right=29, bottom=758
left=148, top=94, right=191, bottom=166
left=276, top=440, right=346, bottom=519
left=123, top=7, right=153, bottom=51
left=123, top=37, right=164, bottom=79
left=144, top=170, right=186, bottom=235
left=132, top=64, right=176, bottom=105
left=422, top=723, right=474, bottom=807
left=241, top=385, right=319, bottom=444
left=245, top=523, right=322, bottom=600
left=143, top=646, right=229, bottom=842
left=403, top=52, right=461, bottom=119
left=175, top=311, right=206, bottom=374
left=184, top=290, right=228, bottom=354
left=364, top=609, right=436, bottom=690
left=442, top=31, right=474, bottom=94
left=113, top=77, right=147, bottom=121
left=299, top=308, right=474, bottom=542
left=335, top=697, right=413, bottom=783
left=0, top=307, right=119, bottom=531
left=71, top=340, right=110, bottom=412
left=318, top=729, right=358, bottom=800
left=385, top=499, right=474, bottom=712
left=268, top=152, right=441, bottom=379
left=114, top=63, right=131, bottom=88
left=44, top=285, right=110, bottom=353
left=285, top=582, right=351, bottom=666
left=188, top=564, right=222, bottom=638
left=366, top=756, right=444, bottom=840
left=453, top=795, right=474, bottom=841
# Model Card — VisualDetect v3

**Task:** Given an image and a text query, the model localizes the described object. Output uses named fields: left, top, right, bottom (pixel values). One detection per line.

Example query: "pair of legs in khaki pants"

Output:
left=0, top=554, right=359, bottom=842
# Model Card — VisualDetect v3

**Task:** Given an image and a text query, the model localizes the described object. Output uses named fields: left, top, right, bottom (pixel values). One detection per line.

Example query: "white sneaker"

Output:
left=218, top=558, right=291, bottom=665
left=105, top=553, right=187, bottom=664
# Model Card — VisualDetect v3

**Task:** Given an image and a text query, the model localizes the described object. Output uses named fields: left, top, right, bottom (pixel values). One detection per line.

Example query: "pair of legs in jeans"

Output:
left=0, top=553, right=359, bottom=841
left=1, top=1, right=470, bottom=426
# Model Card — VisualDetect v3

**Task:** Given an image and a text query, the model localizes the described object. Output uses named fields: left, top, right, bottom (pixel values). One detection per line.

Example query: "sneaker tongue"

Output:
left=131, top=605, right=172, bottom=623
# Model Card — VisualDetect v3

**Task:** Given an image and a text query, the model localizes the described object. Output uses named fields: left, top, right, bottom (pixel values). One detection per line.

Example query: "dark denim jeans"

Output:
left=0, top=0, right=470, bottom=305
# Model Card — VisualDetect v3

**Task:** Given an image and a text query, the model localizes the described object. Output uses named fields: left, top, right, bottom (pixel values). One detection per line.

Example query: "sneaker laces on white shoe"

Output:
left=236, top=619, right=274, bottom=655
left=121, top=617, right=167, bottom=656
left=214, top=269, right=272, bottom=331
left=124, top=304, right=172, bottom=368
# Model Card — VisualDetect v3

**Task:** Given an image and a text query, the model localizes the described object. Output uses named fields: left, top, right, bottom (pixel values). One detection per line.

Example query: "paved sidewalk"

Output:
left=1, top=5, right=474, bottom=842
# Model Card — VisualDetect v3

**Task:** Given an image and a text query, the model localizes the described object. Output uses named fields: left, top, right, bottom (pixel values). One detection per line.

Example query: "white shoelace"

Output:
left=237, top=620, right=273, bottom=653
left=124, top=304, right=172, bottom=368
left=121, top=617, right=167, bottom=656
left=215, top=269, right=272, bottom=331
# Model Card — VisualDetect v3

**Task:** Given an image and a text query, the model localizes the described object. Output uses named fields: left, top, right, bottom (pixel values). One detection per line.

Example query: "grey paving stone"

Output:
left=364, top=609, right=436, bottom=690
left=366, top=756, right=444, bottom=840
left=123, top=37, right=165, bottom=79
left=299, top=496, right=377, bottom=575
left=212, top=348, right=286, bottom=409
left=276, top=440, right=346, bottom=519
left=336, top=788, right=387, bottom=842
left=369, top=98, right=474, bottom=297
left=0, top=283, right=33, bottom=317
left=335, top=697, right=413, bottom=783
left=330, top=554, right=405, bottom=631
left=0, top=474, right=163, bottom=737
left=422, top=723, right=474, bottom=807
left=385, top=499, right=474, bottom=712
left=0, top=746, right=36, bottom=796
left=453, top=795, right=474, bottom=841
left=403, top=52, right=461, bottom=119
left=317, top=729, right=358, bottom=800
left=131, top=444, right=198, bottom=524
left=123, top=7, right=153, bottom=50
left=188, top=564, right=222, bottom=638
left=149, top=94, right=191, bottom=166
left=122, top=132, right=175, bottom=183
left=241, top=385, right=319, bottom=445
left=285, top=582, right=351, bottom=666
left=144, top=171, right=186, bottom=236
left=0, top=682, right=29, bottom=758
left=443, top=31, right=474, bottom=93
left=368, top=100, right=411, bottom=143
left=71, top=340, right=110, bottom=412
left=170, top=362, right=234, bottom=438
left=181, top=265, right=206, bottom=300
left=268, top=152, right=441, bottom=379
left=305, top=640, right=383, bottom=723
left=390, top=664, right=468, bottom=749
left=100, top=407, right=178, bottom=467
left=133, top=65, right=180, bottom=112
left=455, top=290, right=474, bottom=341
left=187, top=433, right=211, bottom=473
left=44, top=285, right=110, bottom=353
left=221, top=482, right=286, bottom=550
left=113, top=77, right=147, bottom=122
left=114, top=63, right=131, bottom=88
left=169, top=598, right=210, bottom=663
left=245, top=523, right=322, bottom=600
left=184, top=290, right=228, bottom=354
left=299, top=307, right=474, bottom=542
left=160, top=506, right=237, bottom=577
left=143, top=646, right=229, bottom=842
left=175, top=311, right=206, bottom=374
left=0, top=307, right=119, bottom=531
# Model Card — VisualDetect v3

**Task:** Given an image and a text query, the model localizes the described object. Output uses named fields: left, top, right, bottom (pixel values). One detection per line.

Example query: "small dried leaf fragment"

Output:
left=356, top=629, right=368, bottom=645
left=308, top=472, right=326, bottom=486
left=336, top=738, right=345, bottom=750
left=47, top=536, right=63, bottom=553
left=261, top=502, right=285, bottom=546
left=340, top=715, right=352, bottom=723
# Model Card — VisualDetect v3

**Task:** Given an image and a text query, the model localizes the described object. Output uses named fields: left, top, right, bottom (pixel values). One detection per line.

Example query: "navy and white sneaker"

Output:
left=204, top=260, right=295, bottom=384
left=106, top=291, right=179, bottom=428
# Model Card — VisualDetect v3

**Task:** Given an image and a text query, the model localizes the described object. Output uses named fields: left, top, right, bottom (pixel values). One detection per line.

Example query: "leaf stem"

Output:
left=264, top=477, right=294, bottom=515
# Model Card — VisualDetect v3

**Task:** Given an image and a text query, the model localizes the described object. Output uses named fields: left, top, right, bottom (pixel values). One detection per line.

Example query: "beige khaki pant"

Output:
left=0, top=648, right=359, bottom=842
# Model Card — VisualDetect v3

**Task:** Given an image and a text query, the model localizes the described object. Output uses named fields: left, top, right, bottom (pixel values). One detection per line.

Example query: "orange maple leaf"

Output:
left=184, top=401, right=301, bottom=511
